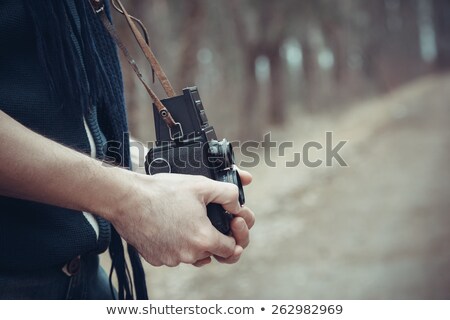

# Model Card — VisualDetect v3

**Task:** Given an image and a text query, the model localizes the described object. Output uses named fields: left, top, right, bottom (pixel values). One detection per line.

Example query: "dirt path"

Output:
left=114, top=75, right=450, bottom=299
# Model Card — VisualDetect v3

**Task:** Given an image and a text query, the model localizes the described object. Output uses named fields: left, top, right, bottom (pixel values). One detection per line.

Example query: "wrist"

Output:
left=86, top=164, right=140, bottom=223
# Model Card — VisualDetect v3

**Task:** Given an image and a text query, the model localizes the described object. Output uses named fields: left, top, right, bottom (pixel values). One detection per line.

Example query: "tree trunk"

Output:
left=433, top=0, right=450, bottom=70
left=176, top=0, right=205, bottom=91
left=240, top=49, right=260, bottom=140
left=322, top=22, right=346, bottom=83
left=361, top=0, right=388, bottom=92
left=300, top=37, right=317, bottom=111
left=268, top=45, right=285, bottom=125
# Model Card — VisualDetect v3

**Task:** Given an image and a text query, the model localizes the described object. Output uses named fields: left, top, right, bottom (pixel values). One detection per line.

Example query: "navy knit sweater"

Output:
left=0, top=0, right=128, bottom=271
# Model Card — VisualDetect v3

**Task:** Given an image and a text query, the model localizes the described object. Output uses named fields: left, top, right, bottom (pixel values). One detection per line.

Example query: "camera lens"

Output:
left=208, top=139, right=235, bottom=170
left=235, top=171, right=245, bottom=205
left=218, top=168, right=245, bottom=205
left=225, top=141, right=235, bottom=165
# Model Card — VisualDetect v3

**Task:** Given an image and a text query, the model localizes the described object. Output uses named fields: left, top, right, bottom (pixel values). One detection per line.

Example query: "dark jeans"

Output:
left=0, top=254, right=115, bottom=299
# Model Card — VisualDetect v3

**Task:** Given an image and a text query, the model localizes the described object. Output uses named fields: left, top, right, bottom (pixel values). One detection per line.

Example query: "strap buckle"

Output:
left=169, top=122, right=184, bottom=141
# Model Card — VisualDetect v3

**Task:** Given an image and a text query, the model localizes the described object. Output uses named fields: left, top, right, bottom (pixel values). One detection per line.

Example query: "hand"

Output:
left=109, top=170, right=254, bottom=267
left=194, top=168, right=255, bottom=267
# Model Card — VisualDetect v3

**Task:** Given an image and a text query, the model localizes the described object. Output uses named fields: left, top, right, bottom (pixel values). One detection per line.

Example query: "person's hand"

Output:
left=194, top=168, right=255, bottom=267
left=109, top=170, right=254, bottom=267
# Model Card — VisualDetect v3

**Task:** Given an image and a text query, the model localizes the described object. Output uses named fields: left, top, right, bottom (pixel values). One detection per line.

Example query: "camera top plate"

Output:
left=153, top=87, right=217, bottom=144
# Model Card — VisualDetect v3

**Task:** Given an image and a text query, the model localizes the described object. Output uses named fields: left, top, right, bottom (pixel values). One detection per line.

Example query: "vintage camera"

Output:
left=145, top=87, right=245, bottom=234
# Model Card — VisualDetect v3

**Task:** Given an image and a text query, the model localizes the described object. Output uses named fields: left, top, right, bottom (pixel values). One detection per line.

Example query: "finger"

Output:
left=193, top=257, right=212, bottom=267
left=234, top=206, right=255, bottom=229
left=234, top=166, right=252, bottom=186
left=203, top=180, right=240, bottom=214
left=208, top=231, right=236, bottom=258
left=215, top=245, right=243, bottom=264
left=231, top=217, right=250, bottom=249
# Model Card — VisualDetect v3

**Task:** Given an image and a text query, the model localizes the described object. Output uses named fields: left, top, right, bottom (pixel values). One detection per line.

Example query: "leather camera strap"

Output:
left=111, top=0, right=176, bottom=97
left=89, top=0, right=178, bottom=129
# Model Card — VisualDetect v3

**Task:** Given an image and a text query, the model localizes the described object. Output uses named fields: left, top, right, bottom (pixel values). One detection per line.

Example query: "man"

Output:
left=0, top=0, right=254, bottom=299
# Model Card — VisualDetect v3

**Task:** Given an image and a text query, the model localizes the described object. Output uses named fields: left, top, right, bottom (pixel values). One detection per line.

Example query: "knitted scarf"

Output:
left=23, top=0, right=147, bottom=300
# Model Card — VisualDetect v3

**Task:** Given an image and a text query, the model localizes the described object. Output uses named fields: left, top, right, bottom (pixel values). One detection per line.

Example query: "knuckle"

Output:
left=148, top=259, right=163, bottom=267
left=239, top=207, right=255, bottom=228
left=230, top=255, right=241, bottom=264
left=250, top=210, right=256, bottom=222
left=163, top=257, right=180, bottom=268
left=190, top=175, right=211, bottom=194
left=180, top=252, right=196, bottom=264
left=224, top=252, right=242, bottom=264
left=141, top=253, right=162, bottom=267
left=219, top=241, right=235, bottom=258
left=245, top=216, right=254, bottom=229
left=193, top=174, right=209, bottom=185
left=242, top=237, right=250, bottom=249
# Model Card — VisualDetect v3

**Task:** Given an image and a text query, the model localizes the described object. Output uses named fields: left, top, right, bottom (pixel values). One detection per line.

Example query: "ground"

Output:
left=103, top=74, right=450, bottom=299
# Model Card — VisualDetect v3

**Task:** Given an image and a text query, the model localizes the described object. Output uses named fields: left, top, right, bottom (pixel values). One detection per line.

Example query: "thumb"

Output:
left=202, top=179, right=241, bottom=214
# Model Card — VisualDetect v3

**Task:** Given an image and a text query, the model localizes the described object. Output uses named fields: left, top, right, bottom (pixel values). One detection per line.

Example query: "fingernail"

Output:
left=238, top=219, right=246, bottom=230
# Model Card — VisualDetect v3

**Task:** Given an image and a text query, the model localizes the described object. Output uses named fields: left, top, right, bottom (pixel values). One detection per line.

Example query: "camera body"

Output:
left=145, top=87, right=244, bottom=234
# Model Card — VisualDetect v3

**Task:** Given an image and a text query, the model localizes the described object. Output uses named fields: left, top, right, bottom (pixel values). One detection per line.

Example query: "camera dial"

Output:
left=148, top=158, right=171, bottom=175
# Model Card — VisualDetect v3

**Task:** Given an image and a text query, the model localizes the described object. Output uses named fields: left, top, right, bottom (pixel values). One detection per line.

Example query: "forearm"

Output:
left=0, top=110, right=132, bottom=221
left=0, top=110, right=254, bottom=266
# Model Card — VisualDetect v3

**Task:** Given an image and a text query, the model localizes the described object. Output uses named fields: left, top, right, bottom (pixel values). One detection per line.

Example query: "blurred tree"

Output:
left=289, top=1, right=319, bottom=111
left=176, top=0, right=205, bottom=91
left=358, top=0, right=424, bottom=92
left=262, top=2, right=287, bottom=126
left=433, top=0, right=450, bottom=70
left=392, top=0, right=424, bottom=86
left=228, top=0, right=263, bottom=139
left=317, top=0, right=348, bottom=83
left=228, top=0, right=290, bottom=138
left=360, top=0, right=387, bottom=88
